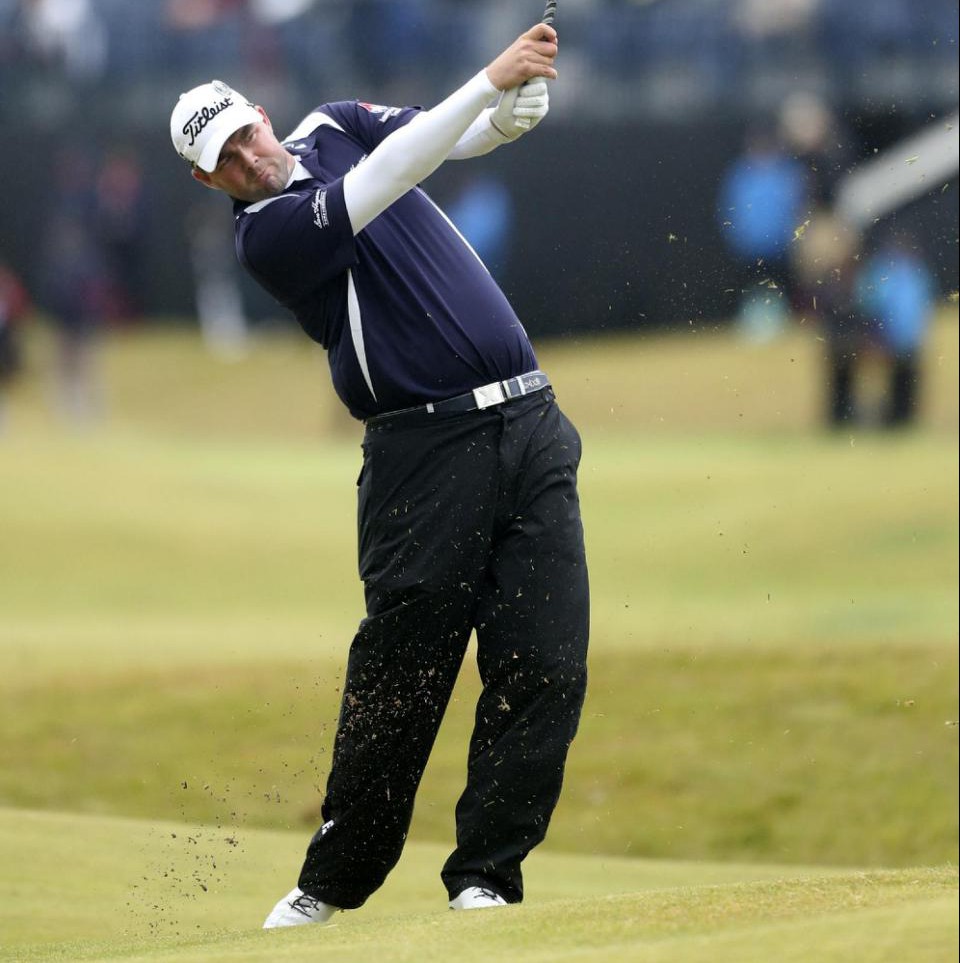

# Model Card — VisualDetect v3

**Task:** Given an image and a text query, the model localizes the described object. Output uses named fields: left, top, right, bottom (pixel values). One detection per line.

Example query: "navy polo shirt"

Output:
left=234, top=100, right=538, bottom=420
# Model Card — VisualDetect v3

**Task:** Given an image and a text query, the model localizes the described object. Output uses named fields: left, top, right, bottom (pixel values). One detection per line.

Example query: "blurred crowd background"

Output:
left=1, top=0, right=956, bottom=115
left=0, top=0, right=957, bottom=429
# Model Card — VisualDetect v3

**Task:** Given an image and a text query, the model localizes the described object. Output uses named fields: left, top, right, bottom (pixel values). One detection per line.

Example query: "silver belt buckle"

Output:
left=473, top=382, right=507, bottom=409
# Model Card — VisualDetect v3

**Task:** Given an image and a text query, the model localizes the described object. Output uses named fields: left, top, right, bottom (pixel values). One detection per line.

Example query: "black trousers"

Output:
left=298, top=389, right=589, bottom=907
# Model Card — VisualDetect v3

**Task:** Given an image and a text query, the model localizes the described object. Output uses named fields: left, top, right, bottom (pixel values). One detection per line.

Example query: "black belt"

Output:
left=366, top=370, right=551, bottom=426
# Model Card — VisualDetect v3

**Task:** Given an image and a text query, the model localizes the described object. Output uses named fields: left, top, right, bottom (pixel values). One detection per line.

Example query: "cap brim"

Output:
left=195, top=104, right=263, bottom=172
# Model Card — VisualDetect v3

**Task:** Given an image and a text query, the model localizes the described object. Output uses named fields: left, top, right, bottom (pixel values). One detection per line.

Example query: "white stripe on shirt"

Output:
left=346, top=269, right=377, bottom=402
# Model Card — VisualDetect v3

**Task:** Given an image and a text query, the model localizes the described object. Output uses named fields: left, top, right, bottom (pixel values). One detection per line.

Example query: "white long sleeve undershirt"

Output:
left=445, top=107, right=512, bottom=160
left=342, top=70, right=504, bottom=235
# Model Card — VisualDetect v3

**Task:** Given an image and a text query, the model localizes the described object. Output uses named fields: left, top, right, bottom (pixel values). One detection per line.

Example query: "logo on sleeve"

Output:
left=312, top=189, right=329, bottom=229
left=357, top=102, right=402, bottom=122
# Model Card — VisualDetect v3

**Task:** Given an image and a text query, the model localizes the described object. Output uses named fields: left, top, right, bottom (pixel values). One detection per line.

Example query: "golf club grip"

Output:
left=515, top=0, right=557, bottom=129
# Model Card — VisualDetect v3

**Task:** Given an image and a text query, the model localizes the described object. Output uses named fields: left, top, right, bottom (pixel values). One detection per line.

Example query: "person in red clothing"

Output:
left=0, top=260, right=30, bottom=430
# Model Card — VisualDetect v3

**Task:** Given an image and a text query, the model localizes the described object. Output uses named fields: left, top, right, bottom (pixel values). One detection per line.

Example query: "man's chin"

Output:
left=237, top=181, right=281, bottom=204
left=227, top=168, right=286, bottom=203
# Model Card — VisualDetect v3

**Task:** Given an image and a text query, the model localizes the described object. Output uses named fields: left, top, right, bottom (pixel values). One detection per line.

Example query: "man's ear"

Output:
left=191, top=168, right=217, bottom=189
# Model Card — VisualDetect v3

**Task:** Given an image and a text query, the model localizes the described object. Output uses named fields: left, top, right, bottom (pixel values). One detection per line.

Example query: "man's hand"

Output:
left=490, top=81, right=550, bottom=139
left=485, top=23, right=558, bottom=92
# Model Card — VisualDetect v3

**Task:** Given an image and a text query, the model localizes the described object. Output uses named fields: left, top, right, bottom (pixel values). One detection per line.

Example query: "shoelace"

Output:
left=475, top=887, right=504, bottom=903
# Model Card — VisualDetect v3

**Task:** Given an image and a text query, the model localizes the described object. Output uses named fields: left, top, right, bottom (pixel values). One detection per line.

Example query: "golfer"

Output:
left=170, top=21, right=589, bottom=926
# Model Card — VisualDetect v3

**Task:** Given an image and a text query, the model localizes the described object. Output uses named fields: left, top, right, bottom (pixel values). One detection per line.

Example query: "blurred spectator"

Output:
left=1, top=0, right=956, bottom=337
left=778, top=91, right=856, bottom=208
left=734, top=0, right=818, bottom=39
left=17, top=0, right=108, bottom=79
left=94, top=148, right=149, bottom=323
left=0, top=259, right=29, bottom=432
left=791, top=209, right=864, bottom=428
left=243, top=0, right=316, bottom=79
left=346, top=0, right=432, bottom=95
left=717, top=126, right=806, bottom=341
left=95, top=0, right=160, bottom=77
left=187, top=194, right=250, bottom=360
left=40, top=148, right=109, bottom=425
left=249, top=0, right=316, bottom=21
left=586, top=0, right=650, bottom=83
left=444, top=172, right=514, bottom=282
left=248, top=0, right=354, bottom=105
left=5, top=0, right=956, bottom=110
left=732, top=0, right=820, bottom=91
left=165, top=0, right=242, bottom=30
left=163, top=0, right=244, bottom=74
left=787, top=92, right=940, bottom=430
left=855, top=230, right=935, bottom=428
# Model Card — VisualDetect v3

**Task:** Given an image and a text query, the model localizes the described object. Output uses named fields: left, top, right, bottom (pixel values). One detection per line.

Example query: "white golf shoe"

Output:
left=449, top=886, right=508, bottom=910
left=262, top=887, right=338, bottom=928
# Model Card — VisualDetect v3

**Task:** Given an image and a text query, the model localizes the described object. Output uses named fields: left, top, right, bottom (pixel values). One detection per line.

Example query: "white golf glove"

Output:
left=491, top=80, right=550, bottom=139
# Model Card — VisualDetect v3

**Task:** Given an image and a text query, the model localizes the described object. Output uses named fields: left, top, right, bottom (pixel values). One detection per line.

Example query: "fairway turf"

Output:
left=1, top=317, right=957, bottom=960
left=0, top=809, right=955, bottom=963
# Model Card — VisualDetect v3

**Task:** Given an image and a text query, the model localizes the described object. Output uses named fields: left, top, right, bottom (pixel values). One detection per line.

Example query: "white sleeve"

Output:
left=342, top=70, right=499, bottom=234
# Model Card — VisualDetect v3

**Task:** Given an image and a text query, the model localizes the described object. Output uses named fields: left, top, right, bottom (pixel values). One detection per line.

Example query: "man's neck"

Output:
left=282, top=151, right=300, bottom=188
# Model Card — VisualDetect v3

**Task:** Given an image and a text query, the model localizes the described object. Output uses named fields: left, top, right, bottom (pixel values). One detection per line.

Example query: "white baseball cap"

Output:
left=170, top=80, right=262, bottom=172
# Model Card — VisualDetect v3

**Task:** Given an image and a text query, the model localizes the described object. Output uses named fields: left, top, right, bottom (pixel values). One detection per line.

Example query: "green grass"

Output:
left=0, top=638, right=956, bottom=867
left=0, top=425, right=955, bottom=865
left=0, top=315, right=957, bottom=959
left=0, top=809, right=955, bottom=963
left=6, top=308, right=958, bottom=443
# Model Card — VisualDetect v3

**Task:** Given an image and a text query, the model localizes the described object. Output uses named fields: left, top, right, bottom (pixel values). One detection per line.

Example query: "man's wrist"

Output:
left=479, top=69, right=501, bottom=96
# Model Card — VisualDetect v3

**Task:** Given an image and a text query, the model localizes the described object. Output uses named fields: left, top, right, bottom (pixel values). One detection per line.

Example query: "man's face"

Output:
left=193, top=108, right=292, bottom=202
